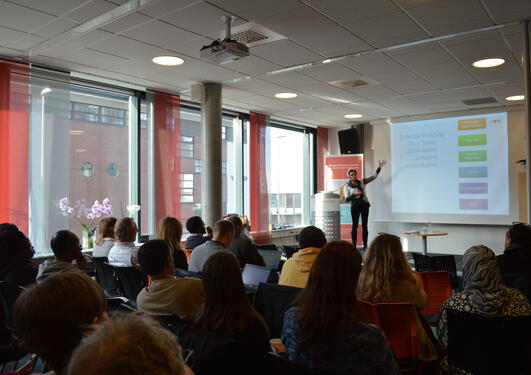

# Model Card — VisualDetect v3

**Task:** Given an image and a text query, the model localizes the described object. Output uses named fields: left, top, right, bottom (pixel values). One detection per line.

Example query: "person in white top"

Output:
left=92, top=216, right=117, bottom=258
left=108, top=217, right=138, bottom=267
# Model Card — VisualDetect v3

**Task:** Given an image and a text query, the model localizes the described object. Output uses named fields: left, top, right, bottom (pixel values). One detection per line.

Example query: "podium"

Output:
left=311, top=192, right=340, bottom=242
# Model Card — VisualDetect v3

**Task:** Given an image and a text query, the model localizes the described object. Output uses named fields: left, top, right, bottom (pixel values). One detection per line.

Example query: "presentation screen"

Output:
left=391, top=112, right=509, bottom=216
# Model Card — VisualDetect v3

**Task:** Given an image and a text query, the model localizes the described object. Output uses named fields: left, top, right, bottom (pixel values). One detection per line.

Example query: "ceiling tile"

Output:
left=398, top=0, right=492, bottom=36
left=222, top=87, right=254, bottom=100
left=206, top=0, right=304, bottom=21
left=350, top=84, right=400, bottom=99
left=161, top=2, right=246, bottom=36
left=121, top=20, right=201, bottom=52
left=137, top=0, right=200, bottom=18
left=488, top=82, right=525, bottom=102
left=223, top=55, right=283, bottom=75
left=40, top=42, right=83, bottom=59
left=345, top=11, right=429, bottom=48
left=262, top=72, right=322, bottom=90
left=60, top=47, right=130, bottom=68
left=149, top=58, right=243, bottom=83
left=251, top=39, right=323, bottom=66
left=480, top=0, right=531, bottom=23
left=100, top=12, right=152, bottom=33
left=373, top=96, right=430, bottom=116
left=302, top=82, right=366, bottom=104
left=304, top=63, right=361, bottom=83
left=236, top=94, right=301, bottom=112
left=69, top=29, right=113, bottom=46
left=89, top=35, right=163, bottom=60
left=8, top=0, right=88, bottom=16
left=33, top=18, right=79, bottom=38
left=64, top=0, right=117, bottom=22
left=383, top=78, right=438, bottom=94
left=304, top=0, right=399, bottom=25
left=8, top=34, right=46, bottom=51
left=0, top=25, right=27, bottom=46
left=228, top=78, right=292, bottom=96
left=445, top=86, right=493, bottom=101
left=0, top=1, right=56, bottom=33
left=104, top=59, right=169, bottom=77
left=291, top=27, right=371, bottom=57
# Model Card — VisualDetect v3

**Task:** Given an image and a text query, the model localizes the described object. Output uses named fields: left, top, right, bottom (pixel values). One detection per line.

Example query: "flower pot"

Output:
left=82, top=228, right=94, bottom=249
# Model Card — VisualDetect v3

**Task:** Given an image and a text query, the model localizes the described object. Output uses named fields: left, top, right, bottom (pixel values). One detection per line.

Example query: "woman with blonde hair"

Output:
left=357, top=233, right=437, bottom=362
left=92, top=216, right=117, bottom=258
left=158, top=216, right=188, bottom=270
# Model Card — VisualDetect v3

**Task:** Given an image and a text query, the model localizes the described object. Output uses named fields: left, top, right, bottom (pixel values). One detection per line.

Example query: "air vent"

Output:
left=214, top=22, right=285, bottom=47
left=461, top=97, right=499, bottom=105
left=328, top=76, right=379, bottom=90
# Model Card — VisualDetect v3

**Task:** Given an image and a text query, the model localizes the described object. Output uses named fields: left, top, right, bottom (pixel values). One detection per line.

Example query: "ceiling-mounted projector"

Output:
left=200, top=15, right=249, bottom=64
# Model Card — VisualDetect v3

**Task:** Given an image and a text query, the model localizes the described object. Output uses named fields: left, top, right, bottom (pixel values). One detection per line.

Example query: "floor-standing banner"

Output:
left=324, top=154, right=363, bottom=245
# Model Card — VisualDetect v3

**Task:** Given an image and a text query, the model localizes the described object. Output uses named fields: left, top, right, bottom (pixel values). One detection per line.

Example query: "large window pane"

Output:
left=29, top=77, right=133, bottom=254
left=266, top=126, right=305, bottom=228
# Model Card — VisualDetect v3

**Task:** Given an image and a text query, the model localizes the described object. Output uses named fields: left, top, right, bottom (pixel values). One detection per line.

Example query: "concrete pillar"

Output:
left=201, top=83, right=222, bottom=227
left=522, top=21, right=531, bottom=222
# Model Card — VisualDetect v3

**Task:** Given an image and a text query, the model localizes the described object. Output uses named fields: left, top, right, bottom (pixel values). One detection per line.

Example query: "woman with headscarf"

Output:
left=437, top=245, right=531, bottom=373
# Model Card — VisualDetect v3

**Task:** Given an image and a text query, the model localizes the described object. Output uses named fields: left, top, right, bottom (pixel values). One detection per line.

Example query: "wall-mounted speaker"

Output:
left=338, top=124, right=364, bottom=154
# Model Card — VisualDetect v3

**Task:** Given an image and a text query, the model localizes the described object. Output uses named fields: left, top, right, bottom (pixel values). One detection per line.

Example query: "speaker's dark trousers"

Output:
left=351, top=204, right=369, bottom=248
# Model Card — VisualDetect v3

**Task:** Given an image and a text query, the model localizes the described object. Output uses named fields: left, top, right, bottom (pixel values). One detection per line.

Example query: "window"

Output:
left=181, top=135, right=194, bottom=158
left=180, top=174, right=194, bottom=203
left=194, top=159, right=202, bottom=173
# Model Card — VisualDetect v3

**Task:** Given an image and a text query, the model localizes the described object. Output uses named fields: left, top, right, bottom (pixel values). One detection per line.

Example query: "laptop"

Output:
left=242, top=264, right=271, bottom=292
left=258, top=250, right=282, bottom=270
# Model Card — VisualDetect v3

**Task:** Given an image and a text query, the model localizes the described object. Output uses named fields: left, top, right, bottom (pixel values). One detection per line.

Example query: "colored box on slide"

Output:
left=459, top=199, right=488, bottom=210
left=458, top=134, right=486, bottom=146
left=459, top=167, right=487, bottom=178
left=459, top=150, right=487, bottom=162
left=459, top=183, right=488, bottom=194
left=458, top=118, right=486, bottom=130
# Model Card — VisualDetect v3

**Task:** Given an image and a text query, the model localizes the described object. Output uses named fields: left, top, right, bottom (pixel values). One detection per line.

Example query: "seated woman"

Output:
left=108, top=217, right=138, bottom=267
left=194, top=252, right=270, bottom=353
left=13, top=271, right=107, bottom=375
left=92, top=216, right=117, bottom=258
left=282, top=240, right=399, bottom=374
left=357, top=233, right=437, bottom=362
left=0, top=226, right=37, bottom=287
left=437, top=245, right=531, bottom=373
left=158, top=216, right=188, bottom=270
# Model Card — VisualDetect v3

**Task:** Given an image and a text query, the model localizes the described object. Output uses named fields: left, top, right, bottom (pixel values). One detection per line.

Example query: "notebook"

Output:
left=242, top=264, right=271, bottom=291
left=258, top=250, right=282, bottom=270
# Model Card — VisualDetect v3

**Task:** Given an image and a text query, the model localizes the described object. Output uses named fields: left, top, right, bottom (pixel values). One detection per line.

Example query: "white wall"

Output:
left=328, top=107, right=525, bottom=255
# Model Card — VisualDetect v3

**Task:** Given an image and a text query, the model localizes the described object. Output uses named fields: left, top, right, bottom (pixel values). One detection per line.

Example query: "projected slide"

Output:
left=391, top=112, right=508, bottom=215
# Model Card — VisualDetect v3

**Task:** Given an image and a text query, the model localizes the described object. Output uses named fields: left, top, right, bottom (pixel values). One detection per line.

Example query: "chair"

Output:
left=373, top=302, right=419, bottom=373
left=356, top=300, right=380, bottom=325
left=446, top=308, right=531, bottom=375
left=146, top=314, right=187, bottom=335
left=417, top=271, right=452, bottom=321
left=105, top=297, right=137, bottom=313
left=412, top=253, right=459, bottom=290
left=252, top=283, right=301, bottom=338
left=91, top=257, right=120, bottom=296
left=108, top=264, right=147, bottom=305
left=282, top=245, right=299, bottom=259
left=255, top=243, right=278, bottom=251
left=184, top=250, right=192, bottom=264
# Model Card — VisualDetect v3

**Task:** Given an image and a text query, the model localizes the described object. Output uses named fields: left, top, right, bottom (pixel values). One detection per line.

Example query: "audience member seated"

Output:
left=278, top=226, right=326, bottom=288
left=282, top=240, right=399, bottom=374
left=357, top=233, right=437, bottom=361
left=497, top=222, right=531, bottom=301
left=438, top=245, right=531, bottom=373
left=184, top=216, right=209, bottom=250
left=36, top=230, right=87, bottom=282
left=92, top=216, right=117, bottom=258
left=66, top=313, right=191, bottom=375
left=136, top=239, right=204, bottom=321
left=0, top=226, right=37, bottom=287
left=108, top=217, right=138, bottom=267
left=226, top=215, right=265, bottom=268
left=189, top=220, right=234, bottom=273
left=13, top=271, right=107, bottom=375
left=158, top=216, right=188, bottom=270
left=195, top=252, right=270, bottom=352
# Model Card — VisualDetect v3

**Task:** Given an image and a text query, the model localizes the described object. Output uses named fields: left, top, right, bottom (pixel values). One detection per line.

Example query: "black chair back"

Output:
left=282, top=245, right=299, bottom=259
left=105, top=297, right=137, bottom=313
left=146, top=314, right=187, bottom=335
left=412, top=253, right=460, bottom=290
left=255, top=244, right=278, bottom=251
left=502, top=273, right=531, bottom=302
left=92, top=257, right=120, bottom=296
left=447, top=308, right=531, bottom=375
left=253, top=283, right=301, bottom=338
left=108, top=264, right=147, bottom=305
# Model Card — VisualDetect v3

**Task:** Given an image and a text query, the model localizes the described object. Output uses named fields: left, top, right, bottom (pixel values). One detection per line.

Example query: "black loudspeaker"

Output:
left=338, top=124, right=364, bottom=154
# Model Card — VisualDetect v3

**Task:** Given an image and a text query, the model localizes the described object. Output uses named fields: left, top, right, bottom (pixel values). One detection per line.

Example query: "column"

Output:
left=523, top=20, right=531, bottom=222
left=201, top=83, right=222, bottom=227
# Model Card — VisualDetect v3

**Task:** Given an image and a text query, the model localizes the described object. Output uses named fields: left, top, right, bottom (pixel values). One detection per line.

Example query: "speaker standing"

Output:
left=344, top=160, right=387, bottom=249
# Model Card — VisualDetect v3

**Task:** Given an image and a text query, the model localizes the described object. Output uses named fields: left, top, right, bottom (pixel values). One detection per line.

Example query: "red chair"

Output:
left=184, top=249, right=192, bottom=264
left=357, top=300, right=380, bottom=325
left=374, top=302, right=419, bottom=373
left=417, top=271, right=452, bottom=317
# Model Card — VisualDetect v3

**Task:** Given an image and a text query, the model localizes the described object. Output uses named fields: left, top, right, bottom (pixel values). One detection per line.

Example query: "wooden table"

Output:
left=401, top=231, right=448, bottom=255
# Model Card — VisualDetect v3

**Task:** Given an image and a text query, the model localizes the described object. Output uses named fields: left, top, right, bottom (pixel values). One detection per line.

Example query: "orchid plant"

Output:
left=58, top=197, right=113, bottom=247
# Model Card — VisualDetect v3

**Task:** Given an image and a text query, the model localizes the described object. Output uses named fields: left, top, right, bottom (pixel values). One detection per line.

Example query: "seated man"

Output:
left=108, top=217, right=138, bottom=267
left=497, top=222, right=531, bottom=301
left=226, top=216, right=265, bottom=268
left=184, top=216, right=209, bottom=250
left=137, top=239, right=204, bottom=321
left=13, top=271, right=107, bottom=375
left=36, top=230, right=87, bottom=282
left=279, top=226, right=327, bottom=288
left=66, top=314, right=192, bottom=375
left=189, top=220, right=234, bottom=273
